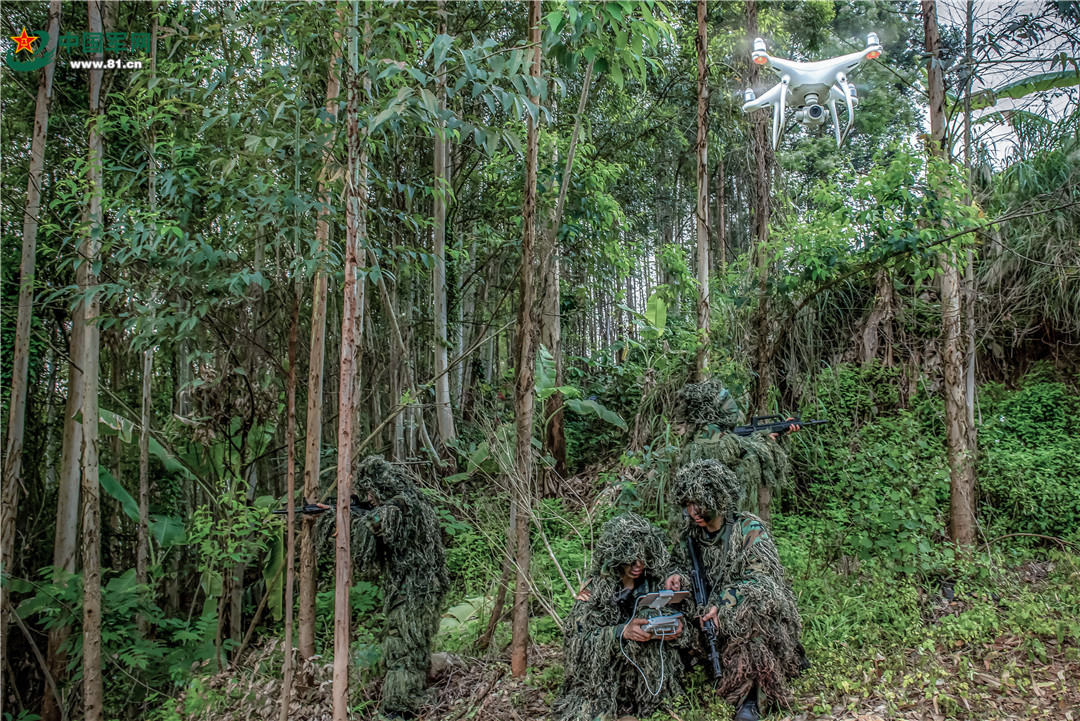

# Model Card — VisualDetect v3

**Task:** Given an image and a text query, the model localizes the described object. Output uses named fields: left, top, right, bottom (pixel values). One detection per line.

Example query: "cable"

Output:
left=618, top=594, right=666, bottom=697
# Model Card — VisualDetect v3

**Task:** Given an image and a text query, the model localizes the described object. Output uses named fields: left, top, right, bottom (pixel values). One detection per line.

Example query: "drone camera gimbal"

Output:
left=742, top=33, right=882, bottom=149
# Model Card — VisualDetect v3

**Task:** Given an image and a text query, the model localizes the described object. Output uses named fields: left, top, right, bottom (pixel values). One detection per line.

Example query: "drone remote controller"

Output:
left=643, top=611, right=683, bottom=638
left=635, top=590, right=689, bottom=639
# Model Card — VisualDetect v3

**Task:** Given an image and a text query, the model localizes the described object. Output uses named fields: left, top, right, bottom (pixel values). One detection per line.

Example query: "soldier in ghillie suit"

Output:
left=554, top=512, right=691, bottom=721
left=675, top=378, right=794, bottom=510
left=319, top=456, right=448, bottom=718
left=668, top=459, right=807, bottom=721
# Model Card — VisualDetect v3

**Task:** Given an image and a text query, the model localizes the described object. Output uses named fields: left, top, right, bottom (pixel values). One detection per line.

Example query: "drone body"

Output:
left=742, top=34, right=883, bottom=149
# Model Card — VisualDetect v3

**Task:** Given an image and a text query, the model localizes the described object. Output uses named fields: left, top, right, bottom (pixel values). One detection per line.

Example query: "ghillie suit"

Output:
left=675, top=379, right=791, bottom=508
left=318, top=456, right=448, bottom=718
left=553, top=513, right=691, bottom=721
left=669, top=460, right=806, bottom=709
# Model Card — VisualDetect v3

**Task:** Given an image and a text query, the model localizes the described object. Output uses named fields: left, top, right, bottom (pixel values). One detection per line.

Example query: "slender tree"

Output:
left=922, top=0, right=976, bottom=547
left=2, top=1, right=61, bottom=699
left=80, top=1, right=108, bottom=717
left=746, top=0, right=777, bottom=521
left=540, top=57, right=594, bottom=486
left=136, top=3, right=159, bottom=635
left=299, top=12, right=344, bottom=664
left=333, top=2, right=363, bottom=717
left=693, top=0, right=710, bottom=382
left=279, top=282, right=301, bottom=721
left=510, top=0, right=542, bottom=678
left=432, top=0, right=456, bottom=453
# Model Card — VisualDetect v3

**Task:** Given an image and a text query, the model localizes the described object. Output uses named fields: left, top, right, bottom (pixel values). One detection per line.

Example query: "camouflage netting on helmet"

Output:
left=669, top=471, right=805, bottom=708
left=588, top=512, right=671, bottom=579
left=676, top=378, right=741, bottom=430
left=670, top=460, right=743, bottom=519
left=553, top=513, right=688, bottom=721
left=316, top=455, right=448, bottom=716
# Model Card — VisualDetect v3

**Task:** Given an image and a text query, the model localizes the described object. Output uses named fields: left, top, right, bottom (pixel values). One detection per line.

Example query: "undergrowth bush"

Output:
left=978, top=374, right=1080, bottom=539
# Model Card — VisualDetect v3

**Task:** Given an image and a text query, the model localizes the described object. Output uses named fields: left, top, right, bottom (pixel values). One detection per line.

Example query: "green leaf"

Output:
left=150, top=515, right=185, bottom=547
left=644, top=292, right=667, bottom=336
left=100, top=468, right=140, bottom=521
left=968, top=69, right=1080, bottom=110
left=565, top=399, right=628, bottom=431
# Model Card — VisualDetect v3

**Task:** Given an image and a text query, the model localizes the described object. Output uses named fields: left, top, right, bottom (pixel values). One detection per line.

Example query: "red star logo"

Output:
left=10, top=28, right=38, bottom=54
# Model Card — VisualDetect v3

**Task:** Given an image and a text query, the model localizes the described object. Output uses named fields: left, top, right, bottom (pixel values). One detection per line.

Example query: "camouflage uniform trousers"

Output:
left=379, top=590, right=441, bottom=715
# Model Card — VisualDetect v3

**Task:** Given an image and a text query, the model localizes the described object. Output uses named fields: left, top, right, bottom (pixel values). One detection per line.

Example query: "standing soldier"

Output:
left=668, top=459, right=808, bottom=721
left=674, top=378, right=795, bottom=510
left=319, top=455, right=448, bottom=719
left=554, top=513, right=690, bottom=721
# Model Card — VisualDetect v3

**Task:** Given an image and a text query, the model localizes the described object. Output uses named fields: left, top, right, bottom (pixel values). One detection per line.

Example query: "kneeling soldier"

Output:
left=669, top=459, right=808, bottom=721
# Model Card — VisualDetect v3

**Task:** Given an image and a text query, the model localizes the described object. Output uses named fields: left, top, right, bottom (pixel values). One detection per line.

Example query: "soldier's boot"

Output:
left=733, top=698, right=760, bottom=721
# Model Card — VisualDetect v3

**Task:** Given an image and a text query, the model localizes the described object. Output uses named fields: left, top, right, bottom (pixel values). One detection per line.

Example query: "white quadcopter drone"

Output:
left=741, top=33, right=883, bottom=149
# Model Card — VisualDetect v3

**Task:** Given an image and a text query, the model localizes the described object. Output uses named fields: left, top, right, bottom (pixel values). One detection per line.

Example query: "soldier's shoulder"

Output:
left=733, top=513, right=772, bottom=547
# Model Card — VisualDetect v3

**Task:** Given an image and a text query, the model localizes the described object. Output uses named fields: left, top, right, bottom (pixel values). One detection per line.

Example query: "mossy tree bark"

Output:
left=922, top=0, right=975, bottom=547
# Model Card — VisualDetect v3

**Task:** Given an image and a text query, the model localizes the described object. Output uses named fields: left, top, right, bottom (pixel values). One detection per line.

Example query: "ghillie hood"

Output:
left=676, top=378, right=740, bottom=430
left=670, top=459, right=743, bottom=517
left=353, top=454, right=416, bottom=502
left=589, top=512, right=670, bottom=579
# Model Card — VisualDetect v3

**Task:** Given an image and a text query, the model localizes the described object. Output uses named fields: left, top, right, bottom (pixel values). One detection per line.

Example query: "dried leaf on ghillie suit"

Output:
left=316, top=455, right=449, bottom=717
left=669, top=460, right=806, bottom=709
left=553, top=513, right=690, bottom=721
left=676, top=379, right=791, bottom=504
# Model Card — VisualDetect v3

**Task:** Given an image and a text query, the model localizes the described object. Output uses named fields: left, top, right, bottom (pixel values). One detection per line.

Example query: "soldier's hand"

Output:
left=770, top=418, right=801, bottom=441
left=670, top=618, right=684, bottom=639
left=622, top=618, right=653, bottom=642
left=699, top=605, right=719, bottom=629
left=663, top=574, right=682, bottom=593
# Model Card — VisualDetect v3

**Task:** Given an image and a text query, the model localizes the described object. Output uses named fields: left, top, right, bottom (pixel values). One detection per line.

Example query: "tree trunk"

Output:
left=693, top=0, right=710, bottom=383
left=962, top=0, right=979, bottom=460
left=923, top=0, right=975, bottom=547
left=510, top=0, right=542, bottom=679
left=540, top=58, right=593, bottom=488
left=747, top=0, right=776, bottom=522
left=279, top=282, right=301, bottom=721
left=299, top=13, right=344, bottom=665
left=432, top=0, right=456, bottom=453
left=860, top=269, right=891, bottom=366
left=136, top=6, right=158, bottom=637
left=333, top=4, right=362, bottom=717
left=716, top=159, right=726, bottom=275
left=136, top=346, right=152, bottom=635
left=81, top=1, right=106, bottom=716
left=3, top=1, right=60, bottom=703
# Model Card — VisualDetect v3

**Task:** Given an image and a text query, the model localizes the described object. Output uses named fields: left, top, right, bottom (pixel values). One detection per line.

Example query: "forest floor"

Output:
left=183, top=554, right=1080, bottom=721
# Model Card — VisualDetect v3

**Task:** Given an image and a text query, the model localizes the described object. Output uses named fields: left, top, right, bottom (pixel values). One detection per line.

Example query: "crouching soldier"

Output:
left=669, top=459, right=808, bottom=721
left=319, top=456, right=448, bottom=719
left=554, top=512, right=691, bottom=721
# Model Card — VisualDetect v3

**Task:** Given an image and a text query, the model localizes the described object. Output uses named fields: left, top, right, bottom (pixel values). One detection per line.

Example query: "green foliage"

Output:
left=795, top=369, right=951, bottom=571
left=10, top=566, right=219, bottom=706
left=979, top=375, right=1080, bottom=538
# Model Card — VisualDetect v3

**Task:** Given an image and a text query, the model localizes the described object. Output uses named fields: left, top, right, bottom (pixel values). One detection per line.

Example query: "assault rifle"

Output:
left=685, top=530, right=724, bottom=679
left=731, top=414, right=827, bottom=437
left=273, top=494, right=374, bottom=517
